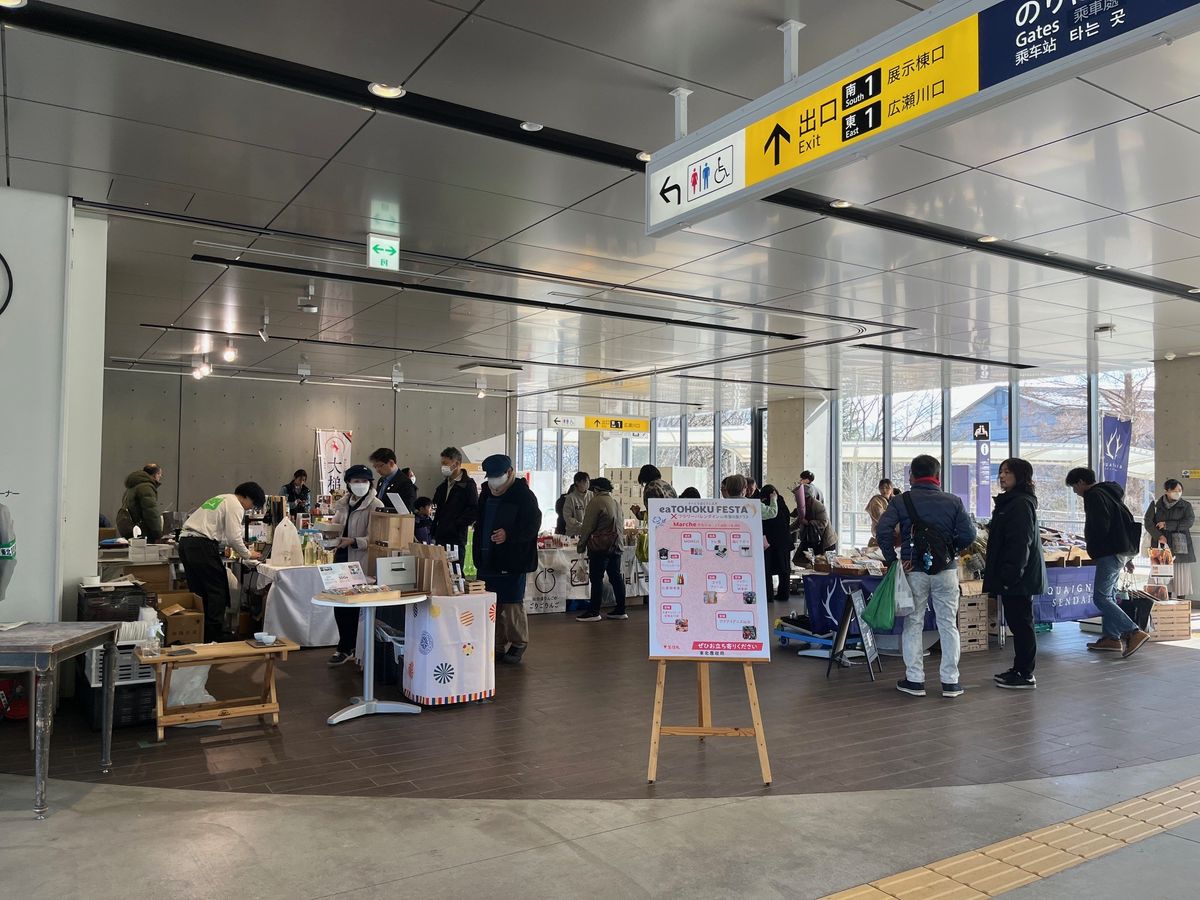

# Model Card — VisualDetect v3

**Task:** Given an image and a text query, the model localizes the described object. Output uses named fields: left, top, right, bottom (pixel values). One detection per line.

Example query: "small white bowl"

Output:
left=253, top=632, right=276, bottom=645
left=82, top=575, right=101, bottom=587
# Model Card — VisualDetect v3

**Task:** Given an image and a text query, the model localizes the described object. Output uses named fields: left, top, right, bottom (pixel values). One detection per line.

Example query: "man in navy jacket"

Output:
left=877, top=455, right=977, bottom=699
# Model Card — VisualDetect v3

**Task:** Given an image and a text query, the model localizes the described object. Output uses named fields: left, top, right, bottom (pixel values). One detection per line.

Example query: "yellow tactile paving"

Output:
left=927, top=852, right=1039, bottom=895
left=822, top=887, right=895, bottom=900
left=1068, top=810, right=1165, bottom=843
left=871, top=867, right=987, bottom=900
left=821, top=772, right=1200, bottom=900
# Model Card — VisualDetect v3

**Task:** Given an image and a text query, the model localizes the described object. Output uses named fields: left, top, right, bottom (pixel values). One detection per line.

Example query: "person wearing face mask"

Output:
left=1145, top=478, right=1195, bottom=599
left=473, top=454, right=541, bottom=664
left=432, top=446, right=478, bottom=565
left=327, top=464, right=384, bottom=666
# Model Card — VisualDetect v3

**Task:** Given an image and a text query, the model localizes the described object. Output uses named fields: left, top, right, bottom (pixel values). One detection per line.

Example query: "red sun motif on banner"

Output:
left=487, top=604, right=496, bottom=623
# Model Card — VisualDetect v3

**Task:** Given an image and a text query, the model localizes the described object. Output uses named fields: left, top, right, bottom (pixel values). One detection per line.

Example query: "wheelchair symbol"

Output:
left=713, top=157, right=731, bottom=184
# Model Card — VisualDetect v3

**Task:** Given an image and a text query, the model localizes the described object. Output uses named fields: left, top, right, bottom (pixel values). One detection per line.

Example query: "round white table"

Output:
left=311, top=593, right=427, bottom=725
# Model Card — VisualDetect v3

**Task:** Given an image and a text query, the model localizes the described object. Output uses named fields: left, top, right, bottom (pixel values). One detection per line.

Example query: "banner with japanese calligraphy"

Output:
left=316, top=429, right=352, bottom=496
left=647, top=498, right=770, bottom=662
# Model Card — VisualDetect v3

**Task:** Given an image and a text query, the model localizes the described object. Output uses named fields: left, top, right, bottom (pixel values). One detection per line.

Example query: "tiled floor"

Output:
left=1, top=611, right=1197, bottom=800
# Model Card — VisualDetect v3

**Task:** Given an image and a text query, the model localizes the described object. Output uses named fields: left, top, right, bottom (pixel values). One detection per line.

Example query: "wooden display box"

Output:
left=368, top=512, right=414, bottom=548
left=1150, top=601, right=1194, bottom=642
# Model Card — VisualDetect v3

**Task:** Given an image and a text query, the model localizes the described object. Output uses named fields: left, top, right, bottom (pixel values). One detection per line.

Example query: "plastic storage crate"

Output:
left=80, top=641, right=156, bottom=688
left=76, top=671, right=156, bottom=731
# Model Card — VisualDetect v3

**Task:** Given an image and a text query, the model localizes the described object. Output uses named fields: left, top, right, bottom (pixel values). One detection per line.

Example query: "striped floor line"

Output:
left=824, top=775, right=1200, bottom=899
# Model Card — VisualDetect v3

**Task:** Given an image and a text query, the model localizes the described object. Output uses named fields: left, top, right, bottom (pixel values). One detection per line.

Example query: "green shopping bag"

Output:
left=861, top=563, right=897, bottom=632
left=635, top=524, right=650, bottom=564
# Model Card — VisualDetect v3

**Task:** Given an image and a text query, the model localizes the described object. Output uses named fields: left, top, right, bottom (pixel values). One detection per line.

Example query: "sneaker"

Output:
left=994, top=668, right=1017, bottom=683
left=1122, top=629, right=1150, bottom=658
left=575, top=613, right=602, bottom=622
left=606, top=612, right=629, bottom=620
left=941, top=682, right=965, bottom=698
left=896, top=679, right=926, bottom=697
left=995, top=671, right=1037, bottom=690
left=500, top=645, right=526, bottom=664
left=1087, top=637, right=1124, bottom=652
left=327, top=651, right=353, bottom=667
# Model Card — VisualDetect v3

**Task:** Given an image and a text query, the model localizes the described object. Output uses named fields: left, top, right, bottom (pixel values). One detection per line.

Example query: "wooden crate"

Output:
left=367, top=512, right=415, bottom=548
left=960, top=628, right=989, bottom=653
left=464, top=580, right=487, bottom=594
left=1150, top=601, right=1194, bottom=642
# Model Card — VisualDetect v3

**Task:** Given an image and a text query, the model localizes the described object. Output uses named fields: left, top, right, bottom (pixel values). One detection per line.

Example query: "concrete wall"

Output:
left=765, top=396, right=830, bottom=491
left=100, top=371, right=510, bottom=520
left=0, top=188, right=106, bottom=621
left=1154, top=357, right=1200, bottom=485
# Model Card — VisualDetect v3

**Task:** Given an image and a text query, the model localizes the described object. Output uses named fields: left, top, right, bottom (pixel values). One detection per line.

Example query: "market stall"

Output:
left=259, top=564, right=338, bottom=647
left=528, top=545, right=647, bottom=614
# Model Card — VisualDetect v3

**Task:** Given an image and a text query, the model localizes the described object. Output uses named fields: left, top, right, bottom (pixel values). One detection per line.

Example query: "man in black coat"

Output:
left=473, top=454, right=541, bottom=664
left=1066, top=467, right=1150, bottom=658
left=760, top=485, right=794, bottom=603
left=432, top=446, right=478, bottom=564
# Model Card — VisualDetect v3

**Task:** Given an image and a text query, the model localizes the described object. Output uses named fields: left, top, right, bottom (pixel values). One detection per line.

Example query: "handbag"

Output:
left=587, top=521, right=620, bottom=554
left=892, top=561, right=915, bottom=615
left=635, top=524, right=650, bottom=564
left=1170, top=532, right=1189, bottom=556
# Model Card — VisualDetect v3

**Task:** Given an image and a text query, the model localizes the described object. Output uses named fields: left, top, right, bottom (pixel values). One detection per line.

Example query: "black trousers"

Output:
left=1001, top=594, right=1037, bottom=675
left=765, top=544, right=792, bottom=603
left=333, top=607, right=359, bottom=654
left=586, top=552, right=626, bottom=616
left=178, top=537, right=230, bottom=642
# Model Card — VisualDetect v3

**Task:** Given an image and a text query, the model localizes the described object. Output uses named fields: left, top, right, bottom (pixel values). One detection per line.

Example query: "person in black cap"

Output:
left=178, top=482, right=265, bottom=642
left=473, top=454, right=541, bottom=663
left=327, top=464, right=383, bottom=666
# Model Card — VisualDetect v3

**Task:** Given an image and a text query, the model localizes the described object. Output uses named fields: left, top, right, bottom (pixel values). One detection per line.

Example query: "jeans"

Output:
left=1000, top=594, right=1036, bottom=675
left=1093, top=554, right=1137, bottom=639
left=902, top=569, right=961, bottom=685
left=587, top=552, right=626, bottom=616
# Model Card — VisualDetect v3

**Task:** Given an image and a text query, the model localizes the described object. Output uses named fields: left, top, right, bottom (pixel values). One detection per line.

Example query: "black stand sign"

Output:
left=826, top=582, right=883, bottom=681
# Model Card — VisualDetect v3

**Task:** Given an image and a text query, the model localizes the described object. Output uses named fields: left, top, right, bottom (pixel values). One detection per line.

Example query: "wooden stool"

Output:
left=135, top=639, right=298, bottom=742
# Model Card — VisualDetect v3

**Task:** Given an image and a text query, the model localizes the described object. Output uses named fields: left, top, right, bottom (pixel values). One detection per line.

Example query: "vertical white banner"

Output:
left=316, top=429, right=353, bottom=495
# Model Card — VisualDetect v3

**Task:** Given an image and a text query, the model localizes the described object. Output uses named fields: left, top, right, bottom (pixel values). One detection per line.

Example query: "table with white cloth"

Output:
left=259, top=564, right=338, bottom=647
left=403, top=592, right=497, bottom=706
left=527, top=547, right=648, bottom=614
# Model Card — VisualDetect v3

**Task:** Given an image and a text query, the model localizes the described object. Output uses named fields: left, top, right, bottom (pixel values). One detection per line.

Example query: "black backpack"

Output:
left=1113, top=496, right=1142, bottom=556
left=902, top=493, right=955, bottom=574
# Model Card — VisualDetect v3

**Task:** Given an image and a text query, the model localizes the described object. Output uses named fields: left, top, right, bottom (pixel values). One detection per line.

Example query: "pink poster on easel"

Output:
left=647, top=498, right=770, bottom=661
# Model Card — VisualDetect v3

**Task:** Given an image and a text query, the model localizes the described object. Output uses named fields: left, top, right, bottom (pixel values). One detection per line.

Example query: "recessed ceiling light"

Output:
left=368, top=82, right=406, bottom=99
left=977, top=235, right=1000, bottom=243
left=636, top=151, right=653, bottom=163
left=1095, top=264, right=1113, bottom=271
left=1188, top=351, right=1200, bottom=357
left=829, top=200, right=853, bottom=209
left=0, top=1, right=28, bottom=7
left=1189, top=288, right=1200, bottom=294
left=1044, top=250, right=1059, bottom=257
left=520, top=121, right=544, bottom=132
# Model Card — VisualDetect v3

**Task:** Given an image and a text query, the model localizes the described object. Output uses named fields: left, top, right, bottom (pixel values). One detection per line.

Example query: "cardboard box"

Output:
left=1150, top=601, right=1194, bottom=642
left=155, top=591, right=204, bottom=645
left=959, top=580, right=984, bottom=597
left=368, top=512, right=414, bottom=548
left=961, top=632, right=989, bottom=653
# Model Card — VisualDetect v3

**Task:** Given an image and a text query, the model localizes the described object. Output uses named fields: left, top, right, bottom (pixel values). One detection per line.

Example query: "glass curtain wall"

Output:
left=720, top=409, right=753, bottom=482
left=839, top=391, right=883, bottom=549
left=1018, top=373, right=1088, bottom=532
left=1098, top=367, right=1155, bottom=518
left=892, top=387, right=942, bottom=489
left=950, top=374, right=1010, bottom=520
left=686, top=412, right=715, bottom=497
left=656, top=415, right=682, bottom=468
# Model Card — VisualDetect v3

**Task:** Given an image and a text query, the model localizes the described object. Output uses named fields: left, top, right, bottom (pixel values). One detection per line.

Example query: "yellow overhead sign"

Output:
left=585, top=415, right=649, bottom=434
left=745, top=15, right=979, bottom=188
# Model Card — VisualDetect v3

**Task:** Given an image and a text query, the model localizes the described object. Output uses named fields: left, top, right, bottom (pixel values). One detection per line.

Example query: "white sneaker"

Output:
left=606, top=613, right=629, bottom=620
left=575, top=613, right=602, bottom=622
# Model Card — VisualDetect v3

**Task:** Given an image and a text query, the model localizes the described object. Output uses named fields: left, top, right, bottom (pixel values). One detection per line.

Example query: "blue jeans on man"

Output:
left=1092, top=554, right=1137, bottom=639
left=902, top=569, right=961, bottom=686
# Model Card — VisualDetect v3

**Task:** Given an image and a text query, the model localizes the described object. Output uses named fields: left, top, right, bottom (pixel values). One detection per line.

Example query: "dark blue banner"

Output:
left=1101, top=414, right=1133, bottom=489
left=979, top=0, right=1200, bottom=90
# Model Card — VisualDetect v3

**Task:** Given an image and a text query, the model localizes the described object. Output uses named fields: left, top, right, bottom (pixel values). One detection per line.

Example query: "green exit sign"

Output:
left=367, top=233, right=400, bottom=270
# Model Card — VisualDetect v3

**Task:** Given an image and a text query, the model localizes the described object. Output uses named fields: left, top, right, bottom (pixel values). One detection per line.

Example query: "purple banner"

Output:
left=1101, top=415, right=1133, bottom=489
left=976, top=439, right=992, bottom=518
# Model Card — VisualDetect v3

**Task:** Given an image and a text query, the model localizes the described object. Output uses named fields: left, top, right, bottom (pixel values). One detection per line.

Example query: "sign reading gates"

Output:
left=647, top=498, right=770, bottom=661
left=646, top=0, right=1200, bottom=235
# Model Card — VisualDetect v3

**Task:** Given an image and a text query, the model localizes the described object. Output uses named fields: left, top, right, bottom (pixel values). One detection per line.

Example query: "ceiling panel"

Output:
left=504, top=209, right=739, bottom=269
left=983, top=115, right=1200, bottom=214
left=679, top=244, right=879, bottom=291
left=1019, top=214, right=1200, bottom=269
left=476, top=0, right=927, bottom=100
left=792, top=146, right=966, bottom=205
left=894, top=252, right=1079, bottom=294
left=267, top=204, right=497, bottom=259
left=4, top=30, right=371, bottom=157
left=54, top=0, right=469, bottom=84
left=469, top=242, right=664, bottom=284
left=1084, top=30, right=1200, bottom=110
left=405, top=16, right=746, bottom=151
left=753, top=217, right=956, bottom=269
left=7, top=100, right=325, bottom=201
left=623, top=270, right=795, bottom=305
left=1131, top=197, right=1200, bottom=240
left=335, top=114, right=625, bottom=207
left=901, top=78, right=1142, bottom=168
left=286, top=162, right=562, bottom=242
left=1017, top=278, right=1175, bottom=314
left=871, top=169, right=1112, bottom=239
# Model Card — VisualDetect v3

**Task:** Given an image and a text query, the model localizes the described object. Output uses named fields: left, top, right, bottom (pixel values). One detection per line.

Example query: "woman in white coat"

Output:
left=328, top=464, right=383, bottom=666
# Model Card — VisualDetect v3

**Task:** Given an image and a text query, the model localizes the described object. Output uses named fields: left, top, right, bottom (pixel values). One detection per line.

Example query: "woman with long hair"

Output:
left=983, top=458, right=1046, bottom=690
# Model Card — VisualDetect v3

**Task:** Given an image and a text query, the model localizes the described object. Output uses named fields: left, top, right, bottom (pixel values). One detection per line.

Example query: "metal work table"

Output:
left=0, top=622, right=120, bottom=818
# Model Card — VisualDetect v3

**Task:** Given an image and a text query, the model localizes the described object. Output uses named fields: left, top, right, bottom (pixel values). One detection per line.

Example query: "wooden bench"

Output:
left=134, top=639, right=298, bottom=742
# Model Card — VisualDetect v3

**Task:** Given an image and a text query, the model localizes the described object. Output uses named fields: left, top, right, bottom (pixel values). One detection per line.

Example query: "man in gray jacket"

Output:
left=561, top=471, right=592, bottom=537
left=877, top=455, right=977, bottom=700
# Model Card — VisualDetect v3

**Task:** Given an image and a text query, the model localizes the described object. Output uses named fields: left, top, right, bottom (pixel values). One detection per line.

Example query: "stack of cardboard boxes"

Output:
left=602, top=466, right=708, bottom=511
left=957, top=589, right=988, bottom=653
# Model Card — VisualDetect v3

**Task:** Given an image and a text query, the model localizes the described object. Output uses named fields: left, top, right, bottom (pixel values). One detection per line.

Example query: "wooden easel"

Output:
left=407, top=544, right=457, bottom=595
left=647, top=659, right=772, bottom=786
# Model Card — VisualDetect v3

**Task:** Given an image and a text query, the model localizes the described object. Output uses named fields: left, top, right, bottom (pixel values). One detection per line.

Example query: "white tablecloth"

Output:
left=403, top=593, right=496, bottom=705
left=528, top=547, right=648, bottom=614
left=259, top=564, right=338, bottom=647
